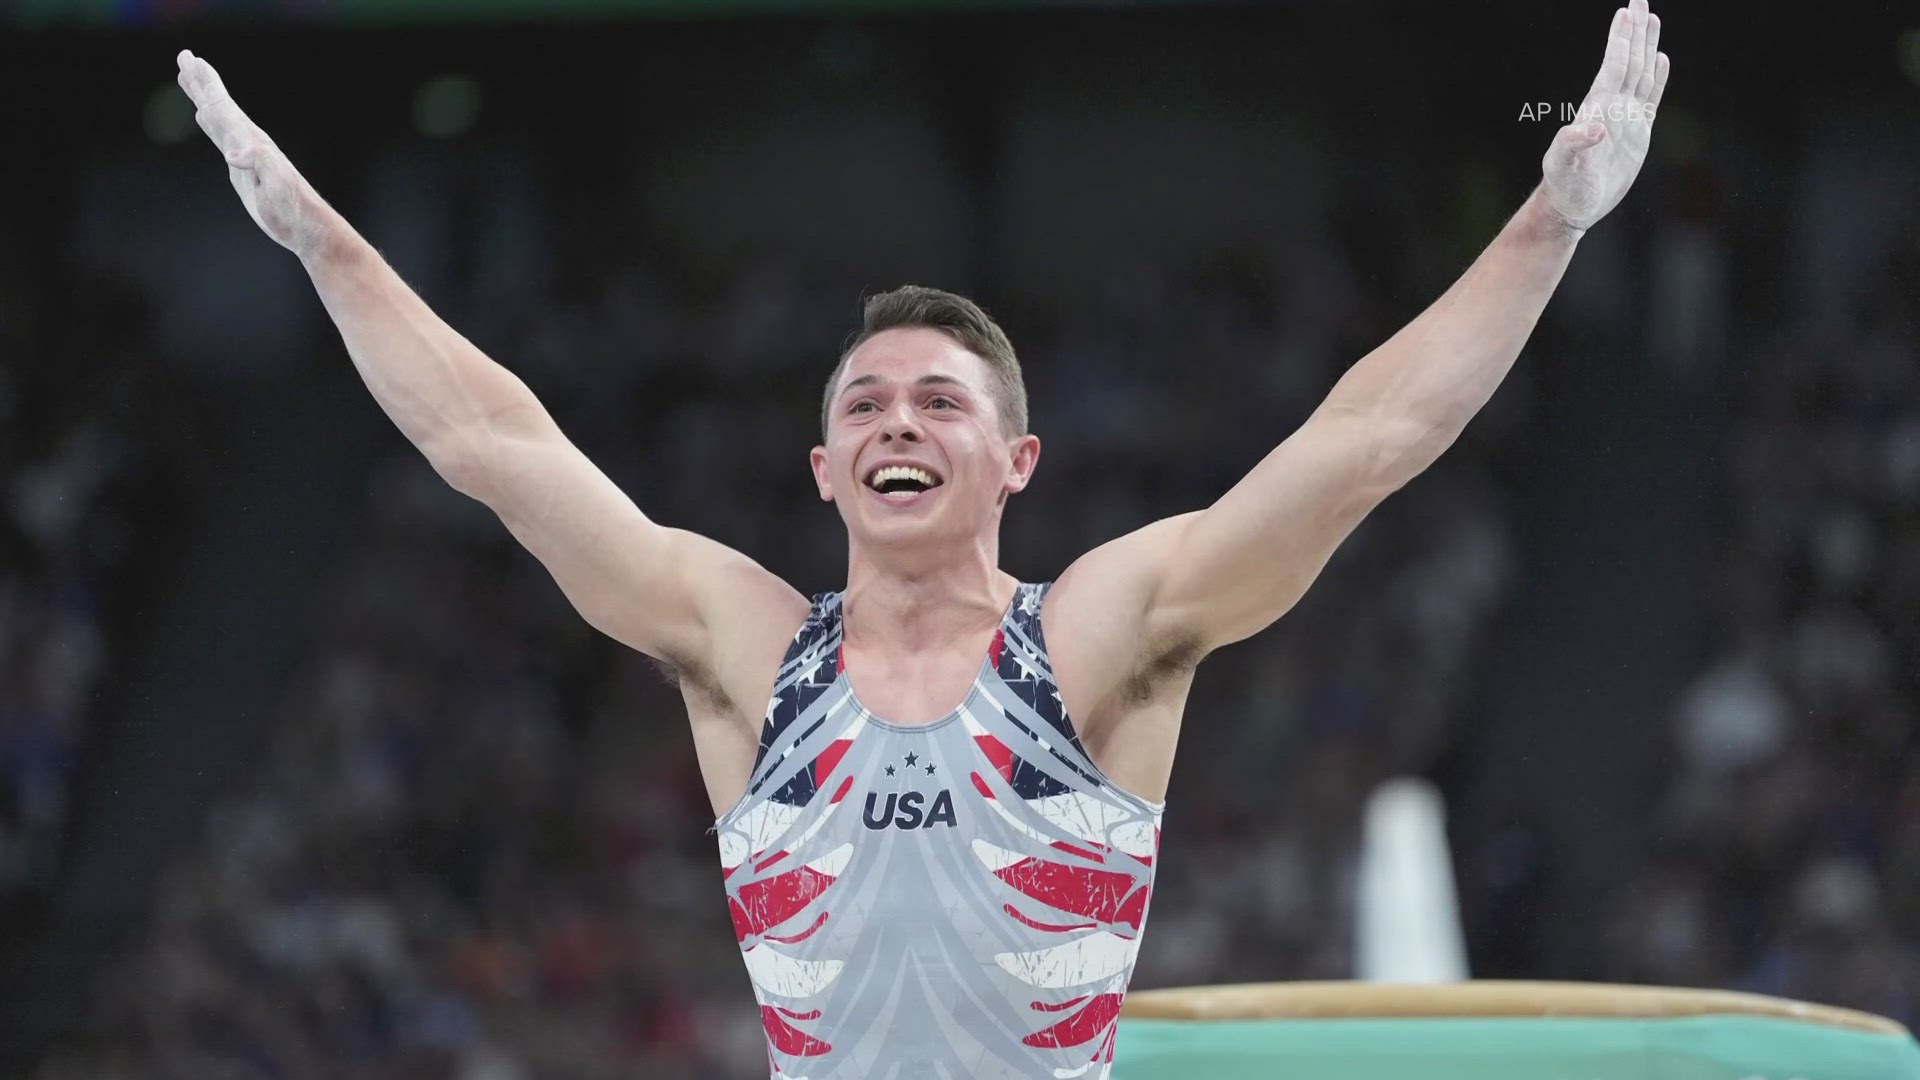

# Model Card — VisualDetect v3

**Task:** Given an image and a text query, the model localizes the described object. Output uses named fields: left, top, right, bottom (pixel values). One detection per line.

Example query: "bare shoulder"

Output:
left=1041, top=511, right=1210, bottom=750
left=665, top=529, right=815, bottom=722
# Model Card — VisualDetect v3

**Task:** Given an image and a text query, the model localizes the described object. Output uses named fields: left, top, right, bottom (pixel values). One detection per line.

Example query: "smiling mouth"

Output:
left=864, top=464, right=944, bottom=497
left=866, top=483, right=939, bottom=506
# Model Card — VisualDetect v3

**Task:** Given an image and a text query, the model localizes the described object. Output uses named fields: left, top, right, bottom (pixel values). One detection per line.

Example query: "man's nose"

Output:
left=880, top=405, right=924, bottom=441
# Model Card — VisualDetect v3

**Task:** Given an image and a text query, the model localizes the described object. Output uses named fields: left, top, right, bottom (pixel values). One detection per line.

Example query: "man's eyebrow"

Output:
left=839, top=373, right=968, bottom=399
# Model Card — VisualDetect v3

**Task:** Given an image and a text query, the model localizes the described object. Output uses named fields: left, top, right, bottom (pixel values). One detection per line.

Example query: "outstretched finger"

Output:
left=179, top=54, right=250, bottom=127
left=1623, top=1, right=1649, bottom=96
left=1636, top=12, right=1662, bottom=100
left=175, top=51, right=228, bottom=109
left=178, top=56, right=258, bottom=158
left=1649, top=51, right=1671, bottom=109
left=1591, top=8, right=1631, bottom=97
left=191, top=97, right=250, bottom=160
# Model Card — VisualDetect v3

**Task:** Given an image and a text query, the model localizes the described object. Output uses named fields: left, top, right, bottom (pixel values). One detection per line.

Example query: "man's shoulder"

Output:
left=682, top=564, right=815, bottom=721
left=1043, top=513, right=1205, bottom=652
left=1040, top=513, right=1210, bottom=717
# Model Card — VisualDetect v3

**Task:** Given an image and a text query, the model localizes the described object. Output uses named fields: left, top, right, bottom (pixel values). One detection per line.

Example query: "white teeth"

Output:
left=867, top=465, right=939, bottom=490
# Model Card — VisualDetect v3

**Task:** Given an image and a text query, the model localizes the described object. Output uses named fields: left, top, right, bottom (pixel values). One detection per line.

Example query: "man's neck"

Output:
left=842, top=545, right=1017, bottom=655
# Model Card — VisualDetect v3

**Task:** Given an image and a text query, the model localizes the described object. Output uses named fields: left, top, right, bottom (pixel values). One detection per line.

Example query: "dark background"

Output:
left=2, top=1, right=1918, bottom=1075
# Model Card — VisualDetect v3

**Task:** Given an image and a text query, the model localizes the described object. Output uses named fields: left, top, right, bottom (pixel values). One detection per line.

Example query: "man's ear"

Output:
left=809, top=445, right=834, bottom=502
left=1004, top=433, right=1041, bottom=495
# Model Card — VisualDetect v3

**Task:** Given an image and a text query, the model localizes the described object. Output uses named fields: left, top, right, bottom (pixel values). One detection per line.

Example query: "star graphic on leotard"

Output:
left=925, top=763, right=937, bottom=775
left=884, top=764, right=895, bottom=776
left=904, top=752, right=918, bottom=767
left=1009, top=653, right=1040, bottom=683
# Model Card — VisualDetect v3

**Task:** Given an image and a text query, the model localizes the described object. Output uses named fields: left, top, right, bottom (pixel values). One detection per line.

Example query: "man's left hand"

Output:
left=1541, top=0, right=1672, bottom=234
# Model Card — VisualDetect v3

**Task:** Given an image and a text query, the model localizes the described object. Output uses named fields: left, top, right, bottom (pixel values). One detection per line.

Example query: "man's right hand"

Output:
left=176, top=50, right=333, bottom=261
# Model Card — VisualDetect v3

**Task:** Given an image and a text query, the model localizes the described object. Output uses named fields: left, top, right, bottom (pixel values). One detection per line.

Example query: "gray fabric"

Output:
left=714, top=582, right=1167, bottom=1079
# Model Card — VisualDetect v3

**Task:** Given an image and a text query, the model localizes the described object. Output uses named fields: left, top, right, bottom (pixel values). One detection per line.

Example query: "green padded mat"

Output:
left=1112, top=1014, right=1920, bottom=1080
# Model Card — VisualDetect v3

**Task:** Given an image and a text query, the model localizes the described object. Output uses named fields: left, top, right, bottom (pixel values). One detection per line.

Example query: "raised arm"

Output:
left=1071, top=1, right=1671, bottom=656
left=174, top=51, right=803, bottom=676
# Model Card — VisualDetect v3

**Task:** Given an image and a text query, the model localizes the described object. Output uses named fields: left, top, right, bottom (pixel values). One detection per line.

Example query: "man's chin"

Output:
left=864, top=515, right=937, bottom=534
left=850, top=512, right=962, bottom=547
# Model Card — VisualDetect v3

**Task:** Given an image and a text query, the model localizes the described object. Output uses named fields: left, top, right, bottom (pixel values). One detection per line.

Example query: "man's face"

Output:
left=810, top=327, right=1039, bottom=550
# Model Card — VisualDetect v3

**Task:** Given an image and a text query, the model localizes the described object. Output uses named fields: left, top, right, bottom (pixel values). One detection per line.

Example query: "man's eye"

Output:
left=850, top=397, right=952, bottom=412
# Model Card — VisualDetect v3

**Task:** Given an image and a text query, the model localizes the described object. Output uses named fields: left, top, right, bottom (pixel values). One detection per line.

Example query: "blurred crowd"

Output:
left=0, top=269, right=203, bottom=920
left=1602, top=216, right=1920, bottom=1022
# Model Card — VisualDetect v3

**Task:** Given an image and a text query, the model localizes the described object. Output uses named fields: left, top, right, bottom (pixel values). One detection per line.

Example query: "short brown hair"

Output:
left=820, top=285, right=1027, bottom=442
